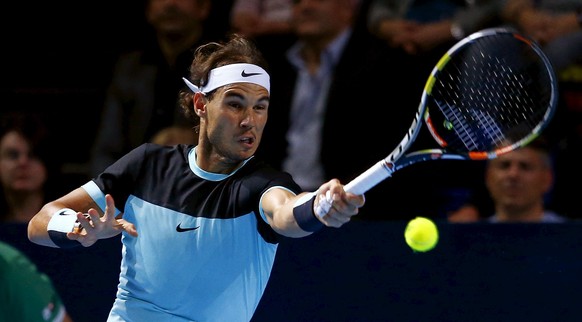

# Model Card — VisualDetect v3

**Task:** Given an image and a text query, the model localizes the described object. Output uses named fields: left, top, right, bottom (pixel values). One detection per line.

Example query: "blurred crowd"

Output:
left=3, top=1, right=581, bottom=214
left=4, top=0, right=581, bottom=222
left=1, top=0, right=581, bottom=319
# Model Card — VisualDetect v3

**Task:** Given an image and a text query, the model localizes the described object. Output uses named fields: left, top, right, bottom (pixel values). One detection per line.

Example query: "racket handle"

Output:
left=314, top=161, right=392, bottom=217
left=344, top=160, right=392, bottom=195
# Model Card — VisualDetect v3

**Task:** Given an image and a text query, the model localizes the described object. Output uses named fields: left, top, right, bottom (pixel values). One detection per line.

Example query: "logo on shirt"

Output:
left=176, top=223, right=200, bottom=232
left=241, top=70, right=262, bottom=77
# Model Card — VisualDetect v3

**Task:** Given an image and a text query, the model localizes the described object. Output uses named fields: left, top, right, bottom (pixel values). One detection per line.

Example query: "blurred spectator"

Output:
left=229, top=0, right=293, bottom=38
left=448, top=137, right=567, bottom=223
left=367, top=0, right=502, bottom=56
left=256, top=0, right=474, bottom=220
left=0, top=112, right=62, bottom=225
left=501, top=0, right=582, bottom=72
left=0, top=112, right=121, bottom=322
left=89, top=0, right=221, bottom=177
left=0, top=241, right=73, bottom=322
left=366, top=0, right=503, bottom=94
left=0, top=112, right=70, bottom=321
left=0, top=111, right=64, bottom=262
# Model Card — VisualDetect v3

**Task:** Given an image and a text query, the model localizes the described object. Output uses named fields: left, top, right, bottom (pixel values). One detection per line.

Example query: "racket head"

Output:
left=421, top=27, right=558, bottom=160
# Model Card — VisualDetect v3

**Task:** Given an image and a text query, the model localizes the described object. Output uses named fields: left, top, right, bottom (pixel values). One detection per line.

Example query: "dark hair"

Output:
left=526, top=135, right=551, bottom=152
left=0, top=112, right=52, bottom=164
left=179, top=34, right=269, bottom=128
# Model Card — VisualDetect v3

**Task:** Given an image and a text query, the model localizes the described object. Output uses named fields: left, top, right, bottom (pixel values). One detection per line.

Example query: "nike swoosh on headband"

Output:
left=241, top=70, right=262, bottom=77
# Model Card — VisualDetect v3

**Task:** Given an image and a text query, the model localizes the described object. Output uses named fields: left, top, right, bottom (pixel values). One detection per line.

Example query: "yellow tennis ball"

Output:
left=404, top=217, right=439, bottom=252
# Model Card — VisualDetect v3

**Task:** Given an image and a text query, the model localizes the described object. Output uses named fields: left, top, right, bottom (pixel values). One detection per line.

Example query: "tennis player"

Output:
left=27, top=34, right=364, bottom=322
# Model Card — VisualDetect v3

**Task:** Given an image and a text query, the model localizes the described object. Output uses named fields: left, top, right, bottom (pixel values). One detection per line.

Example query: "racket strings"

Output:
left=428, top=33, right=553, bottom=154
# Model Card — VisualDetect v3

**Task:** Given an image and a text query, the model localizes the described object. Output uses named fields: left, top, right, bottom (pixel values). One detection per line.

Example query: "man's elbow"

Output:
left=27, top=217, right=53, bottom=247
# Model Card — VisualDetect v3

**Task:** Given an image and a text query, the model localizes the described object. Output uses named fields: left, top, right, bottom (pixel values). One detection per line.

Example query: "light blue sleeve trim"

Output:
left=81, top=181, right=122, bottom=216
left=258, top=186, right=297, bottom=223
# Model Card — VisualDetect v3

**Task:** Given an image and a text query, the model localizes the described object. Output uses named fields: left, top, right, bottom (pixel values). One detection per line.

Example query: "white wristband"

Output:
left=47, top=208, right=84, bottom=248
left=47, top=208, right=78, bottom=233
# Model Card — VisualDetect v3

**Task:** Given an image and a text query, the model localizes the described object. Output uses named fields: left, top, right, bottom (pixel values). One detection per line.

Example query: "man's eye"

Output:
left=228, top=102, right=243, bottom=109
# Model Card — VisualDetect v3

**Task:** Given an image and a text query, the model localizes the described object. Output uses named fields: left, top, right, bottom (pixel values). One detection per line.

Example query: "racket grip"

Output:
left=344, top=160, right=392, bottom=195
left=314, top=161, right=392, bottom=218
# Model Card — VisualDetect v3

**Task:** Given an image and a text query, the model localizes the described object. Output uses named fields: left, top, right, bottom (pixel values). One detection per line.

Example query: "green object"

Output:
left=0, top=241, right=66, bottom=322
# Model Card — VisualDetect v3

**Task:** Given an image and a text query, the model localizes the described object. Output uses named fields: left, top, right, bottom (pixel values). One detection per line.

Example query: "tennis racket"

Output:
left=315, top=27, right=558, bottom=217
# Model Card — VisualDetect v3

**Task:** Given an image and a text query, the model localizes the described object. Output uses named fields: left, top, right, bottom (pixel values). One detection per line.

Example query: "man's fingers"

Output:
left=119, top=219, right=138, bottom=237
left=105, top=194, right=116, bottom=215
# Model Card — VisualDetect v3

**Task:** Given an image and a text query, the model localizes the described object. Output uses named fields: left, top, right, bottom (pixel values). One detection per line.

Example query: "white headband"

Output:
left=182, top=63, right=270, bottom=94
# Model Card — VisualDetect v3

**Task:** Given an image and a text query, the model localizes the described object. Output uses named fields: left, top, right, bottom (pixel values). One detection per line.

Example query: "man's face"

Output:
left=0, top=131, right=47, bottom=193
left=485, top=147, right=552, bottom=211
left=199, top=82, right=270, bottom=163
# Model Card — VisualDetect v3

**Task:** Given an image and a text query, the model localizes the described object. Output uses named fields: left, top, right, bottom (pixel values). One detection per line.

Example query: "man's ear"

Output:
left=193, top=93, right=207, bottom=116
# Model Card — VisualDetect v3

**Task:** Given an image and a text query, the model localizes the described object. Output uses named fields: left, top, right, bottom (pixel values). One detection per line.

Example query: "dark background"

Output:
left=3, top=1, right=150, bottom=182
left=252, top=220, right=582, bottom=322
left=1, top=0, right=234, bottom=186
